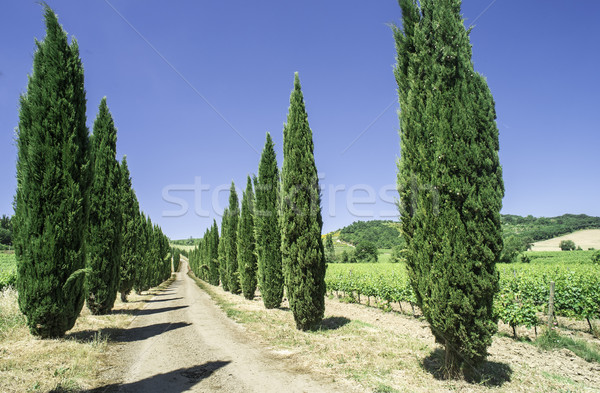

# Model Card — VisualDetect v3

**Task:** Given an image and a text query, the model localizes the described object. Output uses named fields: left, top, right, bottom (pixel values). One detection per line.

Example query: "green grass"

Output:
left=534, top=330, right=600, bottom=363
left=0, top=253, right=17, bottom=289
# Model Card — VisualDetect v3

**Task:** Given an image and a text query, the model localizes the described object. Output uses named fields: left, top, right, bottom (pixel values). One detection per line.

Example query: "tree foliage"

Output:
left=281, top=73, right=327, bottom=331
left=395, top=0, right=503, bottom=376
left=339, top=220, right=404, bottom=249
left=354, top=241, right=378, bottom=263
left=86, top=98, right=123, bottom=315
left=255, top=133, right=284, bottom=308
left=559, top=240, right=576, bottom=251
left=238, top=176, right=258, bottom=300
left=119, top=156, right=141, bottom=302
left=226, top=183, right=240, bottom=294
left=14, top=5, right=90, bottom=338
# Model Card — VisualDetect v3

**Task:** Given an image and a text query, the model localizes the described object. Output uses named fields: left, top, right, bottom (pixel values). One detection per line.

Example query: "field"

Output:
left=532, top=229, right=600, bottom=251
left=0, top=253, right=16, bottom=289
left=326, top=251, right=600, bottom=333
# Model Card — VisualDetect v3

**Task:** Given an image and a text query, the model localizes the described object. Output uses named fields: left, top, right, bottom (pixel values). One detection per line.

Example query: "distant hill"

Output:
left=502, top=214, right=600, bottom=242
left=531, top=229, right=600, bottom=251
left=331, top=214, right=600, bottom=249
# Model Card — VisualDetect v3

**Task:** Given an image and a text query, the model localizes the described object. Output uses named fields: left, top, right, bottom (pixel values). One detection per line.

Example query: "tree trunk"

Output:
left=444, top=346, right=462, bottom=379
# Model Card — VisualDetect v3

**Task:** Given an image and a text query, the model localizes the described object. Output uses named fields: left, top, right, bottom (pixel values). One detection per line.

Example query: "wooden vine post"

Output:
left=547, top=281, right=555, bottom=330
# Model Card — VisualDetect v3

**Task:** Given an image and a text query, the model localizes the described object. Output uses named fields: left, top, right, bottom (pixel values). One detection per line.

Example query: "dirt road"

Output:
left=96, top=260, right=342, bottom=393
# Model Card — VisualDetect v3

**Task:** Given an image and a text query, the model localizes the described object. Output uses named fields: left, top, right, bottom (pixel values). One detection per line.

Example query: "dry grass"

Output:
left=532, top=229, right=600, bottom=251
left=192, top=275, right=600, bottom=393
left=0, top=278, right=175, bottom=393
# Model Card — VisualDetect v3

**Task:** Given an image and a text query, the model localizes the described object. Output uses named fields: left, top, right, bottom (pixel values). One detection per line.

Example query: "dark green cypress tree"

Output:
left=255, top=133, right=284, bottom=308
left=86, top=98, right=123, bottom=314
left=226, top=182, right=241, bottom=294
left=118, top=156, right=140, bottom=302
left=173, top=247, right=181, bottom=272
left=394, top=0, right=503, bottom=377
left=133, top=212, right=150, bottom=294
left=13, top=5, right=90, bottom=338
left=208, top=220, right=220, bottom=285
left=219, top=208, right=230, bottom=291
left=238, top=176, right=258, bottom=300
left=280, top=73, right=327, bottom=330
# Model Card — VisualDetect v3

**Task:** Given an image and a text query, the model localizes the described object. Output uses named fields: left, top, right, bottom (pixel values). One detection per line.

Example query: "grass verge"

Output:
left=535, top=330, right=600, bottom=363
left=0, top=276, right=175, bottom=393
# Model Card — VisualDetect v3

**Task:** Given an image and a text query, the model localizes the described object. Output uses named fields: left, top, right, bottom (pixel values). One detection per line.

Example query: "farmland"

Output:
left=0, top=253, right=16, bottom=290
left=326, top=251, right=600, bottom=332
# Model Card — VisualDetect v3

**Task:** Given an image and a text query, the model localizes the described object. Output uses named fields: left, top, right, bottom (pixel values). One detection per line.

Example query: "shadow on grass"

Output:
left=77, top=361, right=231, bottom=393
left=66, top=322, right=192, bottom=344
left=422, top=348, right=512, bottom=387
left=113, top=305, right=188, bottom=316
left=319, top=316, right=351, bottom=331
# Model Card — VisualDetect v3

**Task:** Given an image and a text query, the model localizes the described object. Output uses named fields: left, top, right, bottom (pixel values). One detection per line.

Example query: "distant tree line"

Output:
left=13, top=6, right=173, bottom=338
left=502, top=214, right=600, bottom=242
left=189, top=74, right=326, bottom=330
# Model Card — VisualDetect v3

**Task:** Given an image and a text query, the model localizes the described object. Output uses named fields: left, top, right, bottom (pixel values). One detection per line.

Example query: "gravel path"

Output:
left=95, top=260, right=341, bottom=393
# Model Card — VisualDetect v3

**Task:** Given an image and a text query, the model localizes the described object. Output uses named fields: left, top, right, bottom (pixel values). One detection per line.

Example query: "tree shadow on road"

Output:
left=113, top=305, right=188, bottom=316
left=82, top=360, right=231, bottom=393
left=422, top=347, right=512, bottom=387
left=66, top=322, right=192, bottom=344
left=146, top=296, right=183, bottom=303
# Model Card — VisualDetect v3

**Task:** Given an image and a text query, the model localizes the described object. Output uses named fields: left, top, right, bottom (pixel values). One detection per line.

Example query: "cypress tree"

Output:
left=219, top=208, right=230, bottom=291
left=238, top=176, right=258, bottom=300
left=118, top=156, right=140, bottom=302
left=86, top=98, right=123, bottom=314
left=208, top=220, right=220, bottom=285
left=226, top=182, right=241, bottom=294
left=394, top=0, right=503, bottom=377
left=255, top=133, right=284, bottom=308
left=14, top=5, right=90, bottom=338
left=280, top=73, right=327, bottom=330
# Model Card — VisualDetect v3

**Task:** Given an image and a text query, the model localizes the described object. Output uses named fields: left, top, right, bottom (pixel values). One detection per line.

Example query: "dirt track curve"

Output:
left=95, top=260, right=343, bottom=393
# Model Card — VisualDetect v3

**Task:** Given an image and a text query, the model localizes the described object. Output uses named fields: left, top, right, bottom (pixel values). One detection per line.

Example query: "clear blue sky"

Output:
left=1, top=1, right=599, bottom=240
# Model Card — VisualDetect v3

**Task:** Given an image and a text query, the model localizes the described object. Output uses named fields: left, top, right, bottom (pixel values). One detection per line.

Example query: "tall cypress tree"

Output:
left=219, top=208, right=230, bottom=291
left=281, top=73, right=327, bottom=331
left=238, top=176, right=258, bottom=300
left=208, top=219, right=220, bottom=285
left=394, top=0, right=503, bottom=377
left=255, top=133, right=284, bottom=308
left=86, top=98, right=123, bottom=314
left=118, top=156, right=140, bottom=302
left=14, top=5, right=90, bottom=338
left=226, top=182, right=241, bottom=294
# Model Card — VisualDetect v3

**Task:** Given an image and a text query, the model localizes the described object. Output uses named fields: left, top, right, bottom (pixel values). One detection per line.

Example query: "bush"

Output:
left=592, top=251, right=600, bottom=265
left=559, top=240, right=576, bottom=251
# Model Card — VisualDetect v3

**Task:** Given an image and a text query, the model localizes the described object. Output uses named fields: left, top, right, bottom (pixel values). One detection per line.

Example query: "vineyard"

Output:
left=0, top=253, right=16, bottom=290
left=326, top=254, right=600, bottom=336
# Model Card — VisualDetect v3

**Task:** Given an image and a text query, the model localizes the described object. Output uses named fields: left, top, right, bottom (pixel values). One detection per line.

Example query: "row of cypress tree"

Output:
left=189, top=73, right=326, bottom=330
left=13, top=5, right=172, bottom=338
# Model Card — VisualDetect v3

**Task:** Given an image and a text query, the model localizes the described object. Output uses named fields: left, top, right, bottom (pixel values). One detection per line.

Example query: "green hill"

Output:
left=501, top=214, right=600, bottom=242
left=331, top=214, right=600, bottom=249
